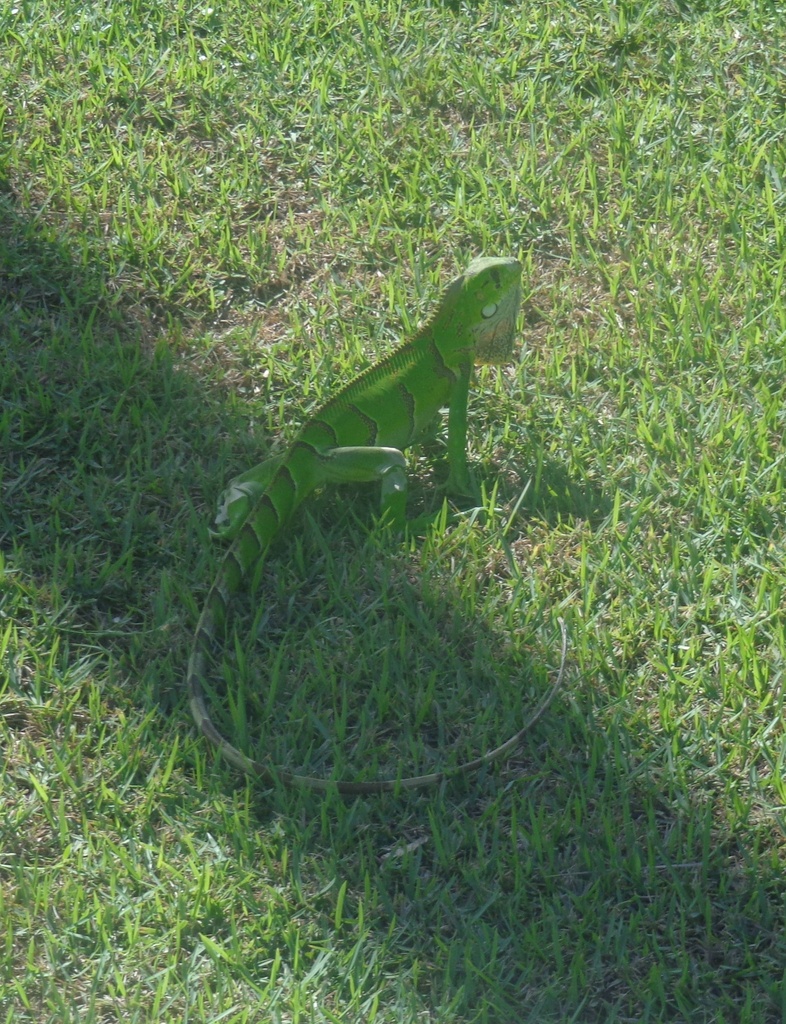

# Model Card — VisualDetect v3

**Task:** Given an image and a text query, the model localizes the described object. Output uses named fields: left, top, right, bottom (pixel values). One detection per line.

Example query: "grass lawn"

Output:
left=2, top=0, right=786, bottom=1020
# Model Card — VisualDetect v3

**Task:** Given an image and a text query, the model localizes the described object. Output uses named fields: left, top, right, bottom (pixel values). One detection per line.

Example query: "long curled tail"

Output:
left=187, top=589, right=568, bottom=795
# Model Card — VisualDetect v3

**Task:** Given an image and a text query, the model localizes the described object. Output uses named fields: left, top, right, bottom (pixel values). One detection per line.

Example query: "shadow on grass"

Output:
left=205, top=514, right=784, bottom=1022
left=0, top=190, right=240, bottom=698
left=506, top=453, right=611, bottom=525
left=255, top=677, right=786, bottom=1022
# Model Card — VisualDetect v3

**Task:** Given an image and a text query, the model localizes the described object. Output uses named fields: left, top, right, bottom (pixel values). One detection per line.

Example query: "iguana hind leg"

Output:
left=215, top=446, right=409, bottom=540
left=213, top=454, right=285, bottom=539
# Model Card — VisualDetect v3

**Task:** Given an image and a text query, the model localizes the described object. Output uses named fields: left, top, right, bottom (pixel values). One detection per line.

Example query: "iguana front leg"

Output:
left=444, top=360, right=474, bottom=496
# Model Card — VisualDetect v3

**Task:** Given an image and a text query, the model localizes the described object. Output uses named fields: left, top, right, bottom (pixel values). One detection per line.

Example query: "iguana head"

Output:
left=458, top=255, right=522, bottom=366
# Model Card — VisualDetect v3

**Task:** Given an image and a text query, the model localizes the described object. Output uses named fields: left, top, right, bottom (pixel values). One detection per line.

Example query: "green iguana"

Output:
left=188, top=255, right=564, bottom=793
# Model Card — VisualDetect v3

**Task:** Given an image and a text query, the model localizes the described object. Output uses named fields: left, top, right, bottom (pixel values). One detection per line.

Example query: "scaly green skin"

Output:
left=188, top=256, right=542, bottom=793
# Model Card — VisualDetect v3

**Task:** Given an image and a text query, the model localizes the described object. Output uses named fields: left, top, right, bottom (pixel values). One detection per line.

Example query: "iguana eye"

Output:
left=481, top=303, right=498, bottom=319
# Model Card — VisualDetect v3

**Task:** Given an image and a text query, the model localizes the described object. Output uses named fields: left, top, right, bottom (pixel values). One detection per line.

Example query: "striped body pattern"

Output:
left=187, top=256, right=524, bottom=793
